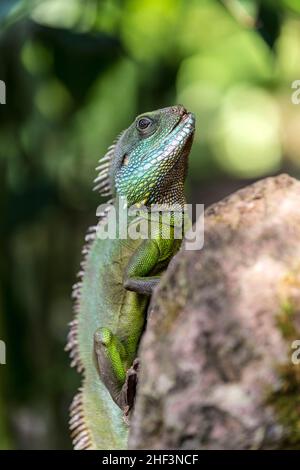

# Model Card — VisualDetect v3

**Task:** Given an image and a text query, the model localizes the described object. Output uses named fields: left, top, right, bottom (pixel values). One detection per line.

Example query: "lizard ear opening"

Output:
left=122, top=153, right=129, bottom=166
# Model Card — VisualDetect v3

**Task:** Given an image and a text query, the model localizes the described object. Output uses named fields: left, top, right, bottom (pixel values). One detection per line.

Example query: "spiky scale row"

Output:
left=66, top=133, right=124, bottom=449
left=66, top=140, right=117, bottom=370
left=69, top=388, right=93, bottom=450
left=93, top=134, right=122, bottom=196
left=93, top=132, right=125, bottom=196
left=66, top=224, right=104, bottom=447
left=66, top=317, right=84, bottom=373
left=66, top=233, right=94, bottom=374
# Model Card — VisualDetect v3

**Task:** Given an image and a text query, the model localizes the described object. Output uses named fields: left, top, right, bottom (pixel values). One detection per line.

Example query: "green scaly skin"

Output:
left=67, top=105, right=195, bottom=450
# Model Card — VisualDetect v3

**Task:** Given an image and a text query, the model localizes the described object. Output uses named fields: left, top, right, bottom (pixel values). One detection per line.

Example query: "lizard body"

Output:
left=67, top=105, right=195, bottom=450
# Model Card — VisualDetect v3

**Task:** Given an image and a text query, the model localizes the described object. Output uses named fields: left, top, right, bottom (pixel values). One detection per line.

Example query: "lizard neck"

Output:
left=147, top=180, right=186, bottom=207
left=113, top=179, right=186, bottom=211
left=145, top=139, right=190, bottom=207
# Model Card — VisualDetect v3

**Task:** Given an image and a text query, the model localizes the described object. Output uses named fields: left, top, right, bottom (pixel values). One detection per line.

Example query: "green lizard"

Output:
left=66, top=105, right=195, bottom=450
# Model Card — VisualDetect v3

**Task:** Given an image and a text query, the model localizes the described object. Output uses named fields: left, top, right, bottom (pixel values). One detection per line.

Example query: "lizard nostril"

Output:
left=174, top=104, right=187, bottom=117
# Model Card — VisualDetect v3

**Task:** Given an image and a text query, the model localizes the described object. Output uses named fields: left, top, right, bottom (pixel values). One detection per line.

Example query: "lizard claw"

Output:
left=120, top=358, right=140, bottom=424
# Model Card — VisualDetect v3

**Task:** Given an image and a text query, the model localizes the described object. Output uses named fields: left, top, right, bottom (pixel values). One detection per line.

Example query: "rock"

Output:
left=129, top=174, right=300, bottom=450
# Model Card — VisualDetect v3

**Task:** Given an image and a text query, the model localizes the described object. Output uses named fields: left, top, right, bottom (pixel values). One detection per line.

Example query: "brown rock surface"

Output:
left=129, top=174, right=300, bottom=450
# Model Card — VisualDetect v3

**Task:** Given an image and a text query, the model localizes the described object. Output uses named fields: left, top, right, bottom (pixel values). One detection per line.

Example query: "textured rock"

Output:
left=129, top=174, right=300, bottom=450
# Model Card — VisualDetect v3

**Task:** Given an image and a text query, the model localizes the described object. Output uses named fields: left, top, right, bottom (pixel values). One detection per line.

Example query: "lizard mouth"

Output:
left=172, top=110, right=195, bottom=135
left=167, top=111, right=195, bottom=152
left=170, top=109, right=193, bottom=133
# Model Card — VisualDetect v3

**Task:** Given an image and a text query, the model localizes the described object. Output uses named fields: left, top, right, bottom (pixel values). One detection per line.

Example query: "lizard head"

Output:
left=96, top=105, right=195, bottom=207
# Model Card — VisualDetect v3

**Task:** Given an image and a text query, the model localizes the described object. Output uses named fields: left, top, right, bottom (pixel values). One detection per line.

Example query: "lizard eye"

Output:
left=136, top=117, right=152, bottom=131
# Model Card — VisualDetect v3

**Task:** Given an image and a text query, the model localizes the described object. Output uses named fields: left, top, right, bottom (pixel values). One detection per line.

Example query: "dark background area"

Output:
left=0, top=0, right=300, bottom=449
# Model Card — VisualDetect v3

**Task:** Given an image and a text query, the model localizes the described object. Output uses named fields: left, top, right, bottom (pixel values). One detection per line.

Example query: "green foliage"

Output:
left=266, top=363, right=300, bottom=447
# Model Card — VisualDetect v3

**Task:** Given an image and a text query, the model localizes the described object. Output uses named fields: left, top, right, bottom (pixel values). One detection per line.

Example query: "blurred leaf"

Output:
left=30, top=22, right=123, bottom=103
left=256, top=0, right=282, bottom=48
left=0, top=0, right=42, bottom=29
left=21, top=40, right=53, bottom=74
left=282, top=0, right=300, bottom=14
left=121, top=0, right=181, bottom=62
left=213, top=86, right=281, bottom=178
left=219, top=0, right=258, bottom=27
left=0, top=0, right=23, bottom=20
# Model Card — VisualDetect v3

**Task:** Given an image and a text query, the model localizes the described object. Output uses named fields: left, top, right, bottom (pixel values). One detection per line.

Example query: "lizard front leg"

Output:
left=123, top=239, right=163, bottom=296
left=94, top=240, right=163, bottom=413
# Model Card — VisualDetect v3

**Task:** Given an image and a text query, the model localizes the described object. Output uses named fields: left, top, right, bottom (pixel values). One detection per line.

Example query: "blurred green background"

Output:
left=1, top=0, right=300, bottom=449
